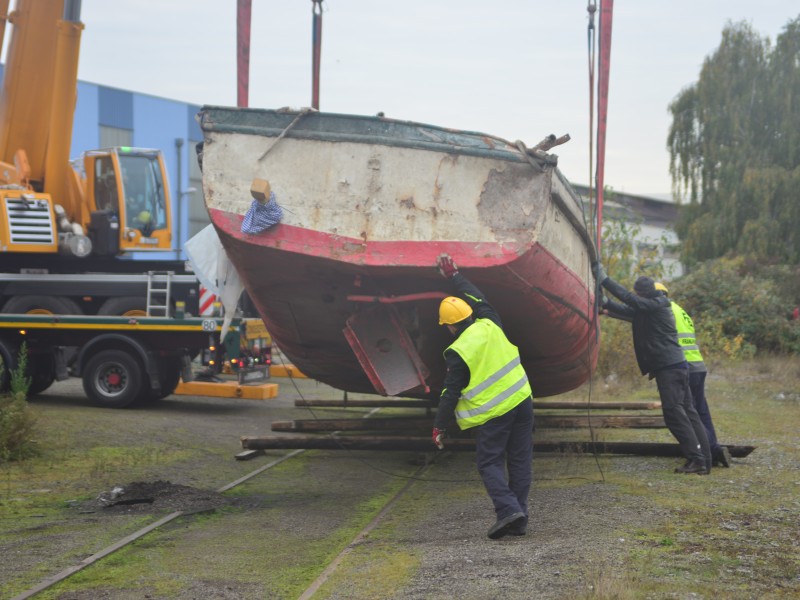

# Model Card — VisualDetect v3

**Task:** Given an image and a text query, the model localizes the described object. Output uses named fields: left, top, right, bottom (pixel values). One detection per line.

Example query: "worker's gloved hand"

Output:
left=591, top=262, right=607, bottom=284
left=599, top=295, right=610, bottom=316
left=432, top=427, right=446, bottom=450
left=437, top=254, right=459, bottom=279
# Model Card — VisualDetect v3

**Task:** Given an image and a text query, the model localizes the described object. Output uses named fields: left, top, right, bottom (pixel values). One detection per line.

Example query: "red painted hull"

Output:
left=210, top=208, right=598, bottom=399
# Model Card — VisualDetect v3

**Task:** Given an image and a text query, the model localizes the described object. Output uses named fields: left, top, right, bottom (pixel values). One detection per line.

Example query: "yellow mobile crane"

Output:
left=0, top=0, right=198, bottom=316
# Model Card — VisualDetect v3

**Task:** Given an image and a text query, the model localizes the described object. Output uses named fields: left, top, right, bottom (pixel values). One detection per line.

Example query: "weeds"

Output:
left=8, top=342, right=31, bottom=397
left=574, top=564, right=638, bottom=600
left=0, top=344, right=38, bottom=463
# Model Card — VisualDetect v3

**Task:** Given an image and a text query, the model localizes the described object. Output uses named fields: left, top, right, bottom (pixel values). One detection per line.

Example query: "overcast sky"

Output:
left=69, top=1, right=799, bottom=197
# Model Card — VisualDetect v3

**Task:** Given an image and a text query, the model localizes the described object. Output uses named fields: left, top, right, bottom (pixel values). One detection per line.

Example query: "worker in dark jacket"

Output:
left=433, top=254, right=534, bottom=539
left=654, top=282, right=731, bottom=468
left=594, top=264, right=711, bottom=474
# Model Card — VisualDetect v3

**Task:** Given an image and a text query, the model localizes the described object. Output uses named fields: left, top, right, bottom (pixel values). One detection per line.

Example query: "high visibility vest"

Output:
left=670, top=301, right=706, bottom=370
left=445, top=318, right=532, bottom=430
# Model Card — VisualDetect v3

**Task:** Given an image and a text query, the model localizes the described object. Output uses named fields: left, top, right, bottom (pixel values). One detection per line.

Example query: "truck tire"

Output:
left=27, top=354, right=56, bottom=396
left=82, top=349, right=144, bottom=408
left=140, top=357, right=182, bottom=403
left=0, top=338, right=18, bottom=392
left=97, top=297, right=149, bottom=317
left=2, top=295, right=82, bottom=315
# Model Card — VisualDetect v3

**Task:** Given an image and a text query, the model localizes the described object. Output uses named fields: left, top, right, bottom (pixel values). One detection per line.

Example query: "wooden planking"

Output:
left=271, top=414, right=666, bottom=432
left=241, top=436, right=756, bottom=457
left=294, top=399, right=661, bottom=410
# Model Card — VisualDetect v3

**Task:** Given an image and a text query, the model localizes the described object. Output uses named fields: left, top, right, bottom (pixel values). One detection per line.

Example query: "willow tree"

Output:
left=668, top=16, right=800, bottom=266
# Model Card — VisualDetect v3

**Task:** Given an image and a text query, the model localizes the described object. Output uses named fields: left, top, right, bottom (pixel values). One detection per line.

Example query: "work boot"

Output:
left=713, top=446, right=732, bottom=468
left=674, top=460, right=708, bottom=475
left=487, top=512, right=526, bottom=540
left=507, top=515, right=528, bottom=536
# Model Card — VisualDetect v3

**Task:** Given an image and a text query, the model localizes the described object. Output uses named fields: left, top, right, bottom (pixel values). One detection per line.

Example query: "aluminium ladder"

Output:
left=146, top=271, right=173, bottom=316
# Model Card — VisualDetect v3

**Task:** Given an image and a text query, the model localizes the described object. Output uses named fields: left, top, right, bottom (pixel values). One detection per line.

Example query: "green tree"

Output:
left=668, top=15, right=800, bottom=266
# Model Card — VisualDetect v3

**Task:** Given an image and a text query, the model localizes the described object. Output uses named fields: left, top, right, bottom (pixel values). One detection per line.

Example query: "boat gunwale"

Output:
left=199, top=105, right=523, bottom=150
left=197, top=106, right=572, bottom=170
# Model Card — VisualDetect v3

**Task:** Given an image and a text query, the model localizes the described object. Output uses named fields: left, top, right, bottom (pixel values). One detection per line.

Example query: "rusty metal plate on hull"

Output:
left=343, top=305, right=430, bottom=397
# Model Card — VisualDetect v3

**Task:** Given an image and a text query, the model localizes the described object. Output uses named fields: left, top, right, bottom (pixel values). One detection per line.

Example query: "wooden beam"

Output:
left=235, top=449, right=265, bottom=461
left=273, top=418, right=426, bottom=432
left=241, top=436, right=756, bottom=458
left=535, top=401, right=661, bottom=410
left=536, top=415, right=665, bottom=428
left=271, top=414, right=666, bottom=432
left=295, top=399, right=435, bottom=408
left=294, top=399, right=661, bottom=410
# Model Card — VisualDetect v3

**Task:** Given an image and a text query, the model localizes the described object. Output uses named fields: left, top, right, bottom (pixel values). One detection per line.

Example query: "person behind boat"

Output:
left=432, top=254, right=534, bottom=539
left=654, top=282, right=731, bottom=468
left=593, top=264, right=712, bottom=475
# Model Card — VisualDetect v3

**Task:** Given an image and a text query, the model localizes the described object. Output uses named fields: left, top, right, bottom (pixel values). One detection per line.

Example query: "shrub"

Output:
left=671, top=257, right=800, bottom=355
left=9, top=341, right=31, bottom=397
left=0, top=393, right=38, bottom=461
left=0, top=344, right=38, bottom=462
left=595, top=317, right=642, bottom=383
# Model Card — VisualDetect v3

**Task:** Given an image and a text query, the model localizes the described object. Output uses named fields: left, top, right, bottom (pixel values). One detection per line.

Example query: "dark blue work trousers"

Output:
left=474, top=397, right=534, bottom=521
left=655, top=367, right=711, bottom=466
left=689, top=371, right=720, bottom=452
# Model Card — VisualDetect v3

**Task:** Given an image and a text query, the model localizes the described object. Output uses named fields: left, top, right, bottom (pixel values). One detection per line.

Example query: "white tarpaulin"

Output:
left=184, top=224, right=243, bottom=340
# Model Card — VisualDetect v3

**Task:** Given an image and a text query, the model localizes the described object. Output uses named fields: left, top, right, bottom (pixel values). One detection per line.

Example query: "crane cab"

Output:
left=84, top=147, right=173, bottom=254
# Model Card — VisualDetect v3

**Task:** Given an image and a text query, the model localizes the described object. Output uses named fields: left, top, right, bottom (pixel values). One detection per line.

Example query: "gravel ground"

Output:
left=3, top=370, right=795, bottom=599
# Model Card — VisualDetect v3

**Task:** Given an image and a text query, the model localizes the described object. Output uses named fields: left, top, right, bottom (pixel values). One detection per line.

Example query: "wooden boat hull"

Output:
left=199, top=107, right=598, bottom=399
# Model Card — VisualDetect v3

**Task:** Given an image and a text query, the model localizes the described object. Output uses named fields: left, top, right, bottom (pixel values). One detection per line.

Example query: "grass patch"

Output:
left=3, top=358, right=798, bottom=598
left=0, top=444, right=195, bottom=516
left=36, top=449, right=425, bottom=599
left=583, top=359, right=800, bottom=598
left=316, top=544, right=421, bottom=599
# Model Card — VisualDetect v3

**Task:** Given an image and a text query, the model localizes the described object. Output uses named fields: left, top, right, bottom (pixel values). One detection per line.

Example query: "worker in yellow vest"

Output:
left=655, top=282, right=731, bottom=468
left=433, top=254, right=534, bottom=539
left=595, top=264, right=711, bottom=475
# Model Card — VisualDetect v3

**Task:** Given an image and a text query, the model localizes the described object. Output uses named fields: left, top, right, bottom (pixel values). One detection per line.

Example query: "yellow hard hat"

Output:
left=654, top=282, right=669, bottom=294
left=439, top=296, right=473, bottom=325
left=138, top=210, right=152, bottom=223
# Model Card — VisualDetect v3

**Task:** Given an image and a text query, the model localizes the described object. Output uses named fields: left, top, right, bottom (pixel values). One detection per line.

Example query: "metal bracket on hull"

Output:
left=343, top=304, right=430, bottom=397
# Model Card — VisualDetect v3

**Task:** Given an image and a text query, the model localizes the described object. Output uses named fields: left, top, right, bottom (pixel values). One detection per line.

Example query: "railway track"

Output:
left=9, top=400, right=438, bottom=600
left=6, top=376, right=756, bottom=599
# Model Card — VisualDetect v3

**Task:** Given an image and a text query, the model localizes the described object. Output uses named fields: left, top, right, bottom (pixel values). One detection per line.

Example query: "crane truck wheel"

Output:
left=82, top=349, right=144, bottom=408
left=0, top=338, right=19, bottom=392
left=27, top=354, right=56, bottom=396
left=2, top=295, right=82, bottom=315
left=98, top=297, right=149, bottom=317
left=139, top=356, right=182, bottom=403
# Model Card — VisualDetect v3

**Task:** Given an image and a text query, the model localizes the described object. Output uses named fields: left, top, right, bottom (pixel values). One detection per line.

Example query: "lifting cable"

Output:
left=585, top=0, right=605, bottom=482
left=587, top=1, right=597, bottom=242
left=595, top=0, right=614, bottom=255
